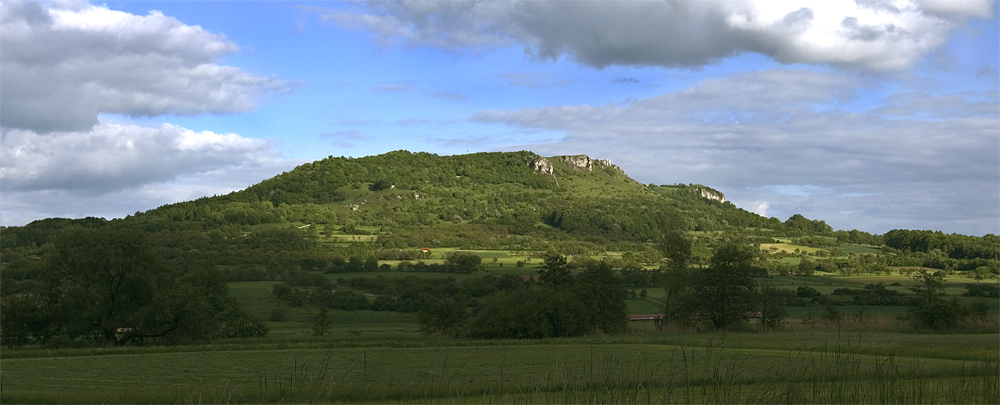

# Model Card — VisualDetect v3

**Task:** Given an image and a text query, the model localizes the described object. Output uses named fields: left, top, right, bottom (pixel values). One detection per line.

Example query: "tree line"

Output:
left=1, top=227, right=267, bottom=349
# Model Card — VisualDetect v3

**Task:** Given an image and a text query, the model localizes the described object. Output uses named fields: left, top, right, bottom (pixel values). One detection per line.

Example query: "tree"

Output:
left=689, top=241, right=759, bottom=330
left=417, top=297, right=467, bottom=337
left=5, top=227, right=264, bottom=347
left=445, top=252, right=484, bottom=273
left=215, top=305, right=269, bottom=339
left=123, top=265, right=235, bottom=345
left=463, top=289, right=589, bottom=339
left=659, top=231, right=692, bottom=272
left=909, top=270, right=946, bottom=307
left=49, top=227, right=168, bottom=346
left=574, top=261, right=628, bottom=333
left=313, top=308, right=331, bottom=337
left=907, top=270, right=964, bottom=329
left=364, top=257, right=379, bottom=272
left=758, top=281, right=787, bottom=331
left=798, top=258, right=815, bottom=275
left=538, top=252, right=572, bottom=287
left=0, top=294, right=48, bottom=348
left=369, top=179, right=393, bottom=191
left=269, top=307, right=288, bottom=322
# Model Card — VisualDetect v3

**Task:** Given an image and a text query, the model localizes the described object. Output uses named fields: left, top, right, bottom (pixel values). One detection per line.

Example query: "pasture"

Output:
left=2, top=330, right=996, bottom=404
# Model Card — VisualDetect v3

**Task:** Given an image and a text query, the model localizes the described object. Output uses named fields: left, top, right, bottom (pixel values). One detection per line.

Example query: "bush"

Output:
left=268, top=307, right=288, bottom=322
left=217, top=307, right=269, bottom=338
left=964, top=283, right=999, bottom=298
left=796, top=286, right=822, bottom=298
left=907, top=298, right=966, bottom=329
left=464, top=289, right=590, bottom=339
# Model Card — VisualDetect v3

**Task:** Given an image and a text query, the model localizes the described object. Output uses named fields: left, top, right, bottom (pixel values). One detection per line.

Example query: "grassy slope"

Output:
left=125, top=150, right=770, bottom=250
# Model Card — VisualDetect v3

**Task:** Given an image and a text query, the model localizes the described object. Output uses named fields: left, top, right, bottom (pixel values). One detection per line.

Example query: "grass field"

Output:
left=760, top=243, right=826, bottom=254
left=5, top=283, right=998, bottom=404
left=5, top=244, right=997, bottom=404
left=3, top=330, right=996, bottom=404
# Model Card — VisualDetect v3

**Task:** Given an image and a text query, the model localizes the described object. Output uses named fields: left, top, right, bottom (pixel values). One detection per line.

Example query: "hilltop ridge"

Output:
left=3, top=150, right=792, bottom=253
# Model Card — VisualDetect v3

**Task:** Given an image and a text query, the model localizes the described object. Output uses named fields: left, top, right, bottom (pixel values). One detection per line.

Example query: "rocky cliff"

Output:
left=528, top=154, right=625, bottom=176
left=552, top=155, right=623, bottom=172
left=695, top=187, right=725, bottom=202
left=527, top=157, right=554, bottom=175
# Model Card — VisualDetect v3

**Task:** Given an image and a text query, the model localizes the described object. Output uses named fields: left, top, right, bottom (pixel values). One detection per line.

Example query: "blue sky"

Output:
left=2, top=0, right=998, bottom=235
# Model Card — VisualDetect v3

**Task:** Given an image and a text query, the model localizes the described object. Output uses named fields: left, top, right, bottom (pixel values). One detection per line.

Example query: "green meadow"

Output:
left=4, top=263, right=999, bottom=404
left=3, top=329, right=996, bottom=404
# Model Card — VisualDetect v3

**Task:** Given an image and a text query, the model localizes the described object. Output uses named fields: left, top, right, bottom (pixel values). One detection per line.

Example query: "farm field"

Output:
left=224, top=250, right=999, bottom=343
left=2, top=330, right=996, bottom=404
left=3, top=224, right=996, bottom=404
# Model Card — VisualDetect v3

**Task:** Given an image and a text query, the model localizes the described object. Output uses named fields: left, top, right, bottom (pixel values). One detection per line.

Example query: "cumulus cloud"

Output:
left=313, top=0, right=994, bottom=71
left=477, top=69, right=999, bottom=234
left=1, top=158, right=299, bottom=227
left=0, top=0, right=295, bottom=133
left=1, top=122, right=277, bottom=194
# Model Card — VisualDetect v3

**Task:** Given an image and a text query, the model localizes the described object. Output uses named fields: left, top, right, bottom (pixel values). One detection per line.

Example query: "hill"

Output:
left=2, top=150, right=997, bottom=350
left=128, top=150, right=784, bottom=248
left=0, top=150, right=861, bottom=260
left=6, top=150, right=995, bottom=270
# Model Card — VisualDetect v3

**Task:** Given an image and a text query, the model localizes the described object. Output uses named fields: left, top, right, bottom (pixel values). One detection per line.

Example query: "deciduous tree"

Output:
left=689, top=241, right=759, bottom=330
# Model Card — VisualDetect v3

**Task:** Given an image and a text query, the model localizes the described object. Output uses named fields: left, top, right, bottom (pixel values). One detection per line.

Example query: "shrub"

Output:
left=964, top=283, right=999, bottom=298
left=269, top=307, right=288, bottom=322
left=464, top=289, right=590, bottom=339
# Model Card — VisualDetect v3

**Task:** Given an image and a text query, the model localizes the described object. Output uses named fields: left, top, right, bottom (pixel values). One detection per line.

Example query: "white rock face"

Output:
left=552, top=155, right=624, bottom=173
left=697, top=188, right=725, bottom=202
left=528, top=157, right=554, bottom=175
left=554, top=154, right=595, bottom=171
left=528, top=154, right=623, bottom=176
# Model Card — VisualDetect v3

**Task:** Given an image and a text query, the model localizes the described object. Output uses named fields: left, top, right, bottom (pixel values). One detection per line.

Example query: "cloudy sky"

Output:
left=1, top=0, right=997, bottom=235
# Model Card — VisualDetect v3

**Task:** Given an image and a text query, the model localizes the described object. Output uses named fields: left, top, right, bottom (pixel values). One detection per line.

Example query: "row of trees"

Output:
left=659, top=241, right=782, bottom=330
left=883, top=230, right=999, bottom=261
left=418, top=253, right=628, bottom=339
left=1, top=227, right=267, bottom=348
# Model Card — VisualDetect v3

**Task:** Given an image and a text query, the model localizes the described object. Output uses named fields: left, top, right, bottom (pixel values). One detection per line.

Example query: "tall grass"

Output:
left=5, top=331, right=995, bottom=404
left=246, top=340, right=999, bottom=404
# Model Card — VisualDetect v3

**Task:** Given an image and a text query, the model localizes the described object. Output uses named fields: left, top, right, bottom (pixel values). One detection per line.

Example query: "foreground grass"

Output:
left=2, top=330, right=997, bottom=404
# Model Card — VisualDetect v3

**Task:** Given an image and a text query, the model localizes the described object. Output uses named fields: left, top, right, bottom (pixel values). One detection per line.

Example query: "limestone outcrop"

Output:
left=552, top=155, right=623, bottom=173
left=528, top=154, right=623, bottom=176
left=696, top=187, right=725, bottom=202
left=527, top=157, right=554, bottom=175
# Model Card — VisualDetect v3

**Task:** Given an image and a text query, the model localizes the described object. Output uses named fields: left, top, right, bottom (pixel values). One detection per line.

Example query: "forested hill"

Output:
left=4, top=151, right=997, bottom=350
left=136, top=150, right=791, bottom=245
left=3, top=150, right=843, bottom=252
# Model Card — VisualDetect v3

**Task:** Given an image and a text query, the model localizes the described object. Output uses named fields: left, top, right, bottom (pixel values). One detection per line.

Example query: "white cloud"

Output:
left=748, top=200, right=770, bottom=217
left=479, top=69, right=999, bottom=234
left=1, top=122, right=278, bottom=193
left=0, top=1, right=301, bottom=226
left=0, top=0, right=295, bottom=133
left=0, top=121, right=298, bottom=226
left=314, top=0, right=994, bottom=71
left=915, top=0, right=995, bottom=18
left=1, top=159, right=299, bottom=227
